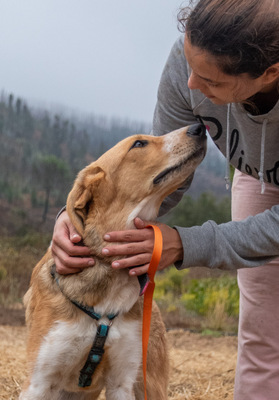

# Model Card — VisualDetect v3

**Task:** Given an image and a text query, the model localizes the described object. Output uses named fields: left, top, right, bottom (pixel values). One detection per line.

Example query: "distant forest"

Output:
left=0, top=92, right=229, bottom=232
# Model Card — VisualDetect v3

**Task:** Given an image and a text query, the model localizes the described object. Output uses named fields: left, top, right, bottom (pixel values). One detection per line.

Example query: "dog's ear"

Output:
left=66, top=166, right=105, bottom=236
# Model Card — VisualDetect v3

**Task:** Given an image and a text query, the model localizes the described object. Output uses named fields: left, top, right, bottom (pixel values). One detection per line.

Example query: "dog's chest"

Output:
left=29, top=314, right=142, bottom=395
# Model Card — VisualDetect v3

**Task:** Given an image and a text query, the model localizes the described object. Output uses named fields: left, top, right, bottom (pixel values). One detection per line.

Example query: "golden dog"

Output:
left=20, top=124, right=206, bottom=400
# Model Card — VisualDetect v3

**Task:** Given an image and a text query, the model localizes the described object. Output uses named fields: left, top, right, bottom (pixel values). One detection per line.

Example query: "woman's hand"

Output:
left=51, top=211, right=94, bottom=274
left=102, top=217, right=183, bottom=276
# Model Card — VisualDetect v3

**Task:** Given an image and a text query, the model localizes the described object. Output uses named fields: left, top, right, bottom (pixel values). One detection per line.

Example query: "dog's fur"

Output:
left=20, top=126, right=206, bottom=400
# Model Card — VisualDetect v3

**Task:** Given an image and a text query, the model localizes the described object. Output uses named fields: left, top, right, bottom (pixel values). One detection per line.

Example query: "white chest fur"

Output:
left=20, top=314, right=142, bottom=400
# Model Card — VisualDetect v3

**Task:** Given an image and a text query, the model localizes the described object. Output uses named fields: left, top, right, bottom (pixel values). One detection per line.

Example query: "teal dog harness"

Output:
left=50, top=266, right=118, bottom=388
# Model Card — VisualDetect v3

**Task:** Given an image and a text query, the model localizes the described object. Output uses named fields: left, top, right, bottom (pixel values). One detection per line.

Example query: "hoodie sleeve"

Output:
left=152, top=36, right=199, bottom=216
left=175, top=204, right=279, bottom=270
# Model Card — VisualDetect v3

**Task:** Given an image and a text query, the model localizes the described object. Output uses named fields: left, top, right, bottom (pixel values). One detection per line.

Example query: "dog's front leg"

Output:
left=20, top=388, right=100, bottom=400
left=106, top=387, right=136, bottom=400
left=105, top=359, right=138, bottom=400
left=105, top=320, right=142, bottom=400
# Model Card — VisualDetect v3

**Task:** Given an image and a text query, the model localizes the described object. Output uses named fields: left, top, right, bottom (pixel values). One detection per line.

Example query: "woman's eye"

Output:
left=129, top=140, right=148, bottom=150
left=207, top=82, right=219, bottom=87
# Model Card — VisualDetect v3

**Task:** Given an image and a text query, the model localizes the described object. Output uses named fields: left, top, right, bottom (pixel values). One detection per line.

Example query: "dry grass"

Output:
left=0, top=326, right=237, bottom=400
left=0, top=326, right=27, bottom=399
left=167, top=330, right=237, bottom=399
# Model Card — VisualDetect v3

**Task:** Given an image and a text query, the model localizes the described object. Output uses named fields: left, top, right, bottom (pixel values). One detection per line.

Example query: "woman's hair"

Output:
left=178, top=0, right=279, bottom=78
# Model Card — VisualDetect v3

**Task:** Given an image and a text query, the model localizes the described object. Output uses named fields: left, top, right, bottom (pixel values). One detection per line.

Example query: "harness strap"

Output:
left=50, top=266, right=118, bottom=388
left=142, top=225, right=163, bottom=400
left=71, top=299, right=102, bottom=321
left=78, top=324, right=110, bottom=387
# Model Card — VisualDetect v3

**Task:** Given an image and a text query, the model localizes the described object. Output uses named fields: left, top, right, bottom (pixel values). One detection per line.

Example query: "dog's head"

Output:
left=67, top=124, right=206, bottom=249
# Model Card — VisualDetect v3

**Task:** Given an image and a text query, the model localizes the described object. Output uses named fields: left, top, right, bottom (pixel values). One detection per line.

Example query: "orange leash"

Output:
left=142, top=224, right=163, bottom=400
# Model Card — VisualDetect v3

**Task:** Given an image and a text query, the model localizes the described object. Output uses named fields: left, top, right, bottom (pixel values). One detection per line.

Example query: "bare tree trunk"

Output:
left=42, top=188, right=50, bottom=223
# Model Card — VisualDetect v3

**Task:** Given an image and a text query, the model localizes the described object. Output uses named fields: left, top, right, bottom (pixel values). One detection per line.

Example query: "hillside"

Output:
left=0, top=92, right=229, bottom=236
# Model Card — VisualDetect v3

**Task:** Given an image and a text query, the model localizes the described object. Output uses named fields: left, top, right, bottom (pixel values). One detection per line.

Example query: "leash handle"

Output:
left=142, top=224, right=163, bottom=400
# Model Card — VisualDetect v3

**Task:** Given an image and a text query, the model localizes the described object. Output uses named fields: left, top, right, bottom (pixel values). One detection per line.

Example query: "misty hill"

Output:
left=0, top=92, right=228, bottom=235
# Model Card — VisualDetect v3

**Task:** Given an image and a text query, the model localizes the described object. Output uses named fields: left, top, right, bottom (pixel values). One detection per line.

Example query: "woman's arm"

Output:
left=175, top=205, right=279, bottom=270
left=104, top=205, right=279, bottom=275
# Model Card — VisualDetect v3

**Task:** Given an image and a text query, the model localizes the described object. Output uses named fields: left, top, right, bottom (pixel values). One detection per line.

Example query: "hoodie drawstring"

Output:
left=258, top=118, right=268, bottom=194
left=225, top=103, right=231, bottom=190
left=225, top=104, right=267, bottom=194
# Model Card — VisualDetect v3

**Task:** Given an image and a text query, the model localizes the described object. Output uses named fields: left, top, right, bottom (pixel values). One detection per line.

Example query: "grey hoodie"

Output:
left=153, top=36, right=279, bottom=270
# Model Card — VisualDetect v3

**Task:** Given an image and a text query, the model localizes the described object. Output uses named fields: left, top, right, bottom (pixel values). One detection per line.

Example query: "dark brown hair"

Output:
left=178, top=0, right=279, bottom=78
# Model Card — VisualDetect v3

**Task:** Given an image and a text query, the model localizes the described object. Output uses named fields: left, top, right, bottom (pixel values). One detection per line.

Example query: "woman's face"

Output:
left=184, top=36, right=269, bottom=104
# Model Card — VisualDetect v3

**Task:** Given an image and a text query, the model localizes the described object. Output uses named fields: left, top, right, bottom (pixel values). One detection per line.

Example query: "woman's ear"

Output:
left=66, top=166, right=105, bottom=236
left=261, top=63, right=279, bottom=86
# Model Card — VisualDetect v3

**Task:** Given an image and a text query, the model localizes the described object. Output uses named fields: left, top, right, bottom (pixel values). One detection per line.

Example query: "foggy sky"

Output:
left=1, top=0, right=188, bottom=123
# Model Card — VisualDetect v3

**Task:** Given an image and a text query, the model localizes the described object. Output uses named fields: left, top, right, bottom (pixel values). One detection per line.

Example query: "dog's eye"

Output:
left=129, top=140, right=148, bottom=150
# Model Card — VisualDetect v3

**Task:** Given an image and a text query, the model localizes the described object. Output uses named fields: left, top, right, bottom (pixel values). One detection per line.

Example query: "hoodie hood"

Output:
left=152, top=35, right=279, bottom=191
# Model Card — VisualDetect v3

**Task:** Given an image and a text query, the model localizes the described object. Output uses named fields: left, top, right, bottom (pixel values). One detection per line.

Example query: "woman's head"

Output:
left=178, top=0, right=279, bottom=78
left=178, top=0, right=279, bottom=104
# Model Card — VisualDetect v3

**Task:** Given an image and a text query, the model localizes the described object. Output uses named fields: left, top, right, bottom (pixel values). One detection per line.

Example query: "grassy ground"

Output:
left=0, top=233, right=239, bottom=398
left=0, top=325, right=237, bottom=400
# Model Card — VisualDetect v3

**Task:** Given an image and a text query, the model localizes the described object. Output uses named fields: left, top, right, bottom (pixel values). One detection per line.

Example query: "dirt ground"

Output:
left=0, top=325, right=237, bottom=400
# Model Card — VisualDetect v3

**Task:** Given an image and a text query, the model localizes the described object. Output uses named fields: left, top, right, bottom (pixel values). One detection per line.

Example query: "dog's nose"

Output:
left=187, top=123, right=206, bottom=138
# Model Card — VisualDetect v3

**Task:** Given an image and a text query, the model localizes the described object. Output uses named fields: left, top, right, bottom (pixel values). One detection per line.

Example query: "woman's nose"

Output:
left=188, top=71, right=199, bottom=90
left=188, top=71, right=206, bottom=91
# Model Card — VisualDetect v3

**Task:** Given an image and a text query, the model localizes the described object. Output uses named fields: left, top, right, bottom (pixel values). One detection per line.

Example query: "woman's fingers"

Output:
left=129, top=264, right=150, bottom=276
left=52, top=239, right=95, bottom=274
left=54, top=253, right=94, bottom=275
left=111, top=252, right=152, bottom=269
left=102, top=240, right=153, bottom=257
left=51, top=211, right=94, bottom=274
left=103, top=220, right=183, bottom=276
left=52, top=238, right=92, bottom=257
left=103, top=221, right=155, bottom=275
left=104, top=228, right=153, bottom=243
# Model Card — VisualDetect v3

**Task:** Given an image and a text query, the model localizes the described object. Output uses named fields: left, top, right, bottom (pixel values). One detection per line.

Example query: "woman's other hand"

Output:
left=51, top=211, right=94, bottom=274
left=102, top=217, right=183, bottom=276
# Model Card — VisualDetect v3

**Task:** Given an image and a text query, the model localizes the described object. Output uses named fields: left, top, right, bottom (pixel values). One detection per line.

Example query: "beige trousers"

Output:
left=232, top=170, right=279, bottom=400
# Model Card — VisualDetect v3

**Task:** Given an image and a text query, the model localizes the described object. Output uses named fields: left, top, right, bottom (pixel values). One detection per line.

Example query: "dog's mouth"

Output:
left=153, top=148, right=205, bottom=185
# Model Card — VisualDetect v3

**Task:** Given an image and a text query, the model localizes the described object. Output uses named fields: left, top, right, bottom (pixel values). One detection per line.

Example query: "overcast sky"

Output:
left=1, top=0, right=189, bottom=124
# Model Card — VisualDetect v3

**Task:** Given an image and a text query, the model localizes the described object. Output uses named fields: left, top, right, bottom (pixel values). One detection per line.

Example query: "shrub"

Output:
left=0, top=233, right=51, bottom=305
left=0, top=266, right=7, bottom=280
left=154, top=267, right=239, bottom=332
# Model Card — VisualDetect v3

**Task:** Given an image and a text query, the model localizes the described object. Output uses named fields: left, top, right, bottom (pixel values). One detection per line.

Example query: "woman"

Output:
left=52, top=0, right=279, bottom=398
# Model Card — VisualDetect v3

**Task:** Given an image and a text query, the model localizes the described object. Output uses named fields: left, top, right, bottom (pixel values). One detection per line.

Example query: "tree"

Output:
left=32, top=155, right=71, bottom=222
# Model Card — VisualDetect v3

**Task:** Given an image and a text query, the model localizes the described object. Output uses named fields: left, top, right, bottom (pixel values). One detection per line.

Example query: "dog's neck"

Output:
left=56, top=199, right=160, bottom=311
left=82, top=195, right=161, bottom=254
left=55, top=214, right=140, bottom=312
left=81, top=202, right=156, bottom=257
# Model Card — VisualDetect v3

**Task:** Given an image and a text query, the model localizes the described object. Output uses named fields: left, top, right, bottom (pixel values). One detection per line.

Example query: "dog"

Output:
left=20, top=124, right=206, bottom=400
